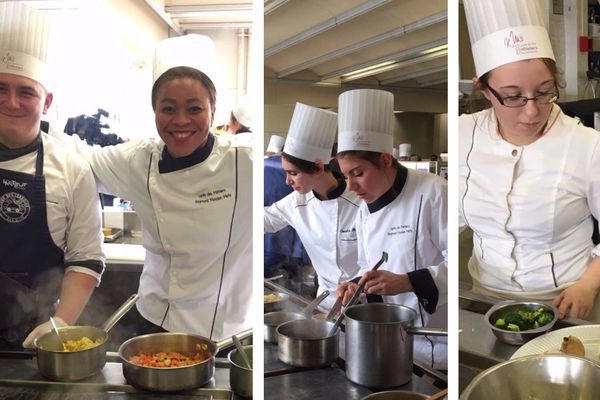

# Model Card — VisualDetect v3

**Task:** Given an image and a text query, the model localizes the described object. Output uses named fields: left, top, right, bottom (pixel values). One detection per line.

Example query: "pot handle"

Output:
left=101, top=293, right=139, bottom=332
left=301, top=290, right=330, bottom=318
left=215, top=327, right=252, bottom=351
left=406, top=326, right=447, bottom=336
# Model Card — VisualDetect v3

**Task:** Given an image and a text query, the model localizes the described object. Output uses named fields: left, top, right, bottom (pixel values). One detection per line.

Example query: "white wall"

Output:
left=45, top=0, right=168, bottom=140
left=43, top=1, right=254, bottom=141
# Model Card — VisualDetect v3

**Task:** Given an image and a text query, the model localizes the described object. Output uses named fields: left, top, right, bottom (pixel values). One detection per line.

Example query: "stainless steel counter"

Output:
left=0, top=352, right=243, bottom=399
left=264, top=282, right=447, bottom=400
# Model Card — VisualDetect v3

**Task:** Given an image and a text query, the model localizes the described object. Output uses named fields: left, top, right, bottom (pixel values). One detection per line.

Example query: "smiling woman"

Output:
left=52, top=34, right=253, bottom=342
left=153, top=72, right=214, bottom=158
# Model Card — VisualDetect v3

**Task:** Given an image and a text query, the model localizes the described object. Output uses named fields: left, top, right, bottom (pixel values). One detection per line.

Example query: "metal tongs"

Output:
left=327, top=251, right=389, bottom=336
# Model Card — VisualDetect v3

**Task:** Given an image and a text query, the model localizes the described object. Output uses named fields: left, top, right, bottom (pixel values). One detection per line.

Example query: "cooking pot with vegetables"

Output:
left=344, top=303, right=447, bottom=388
left=34, top=293, right=139, bottom=381
left=118, top=328, right=252, bottom=392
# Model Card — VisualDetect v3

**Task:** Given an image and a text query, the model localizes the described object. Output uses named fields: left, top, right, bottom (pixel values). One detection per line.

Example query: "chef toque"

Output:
left=463, top=0, right=555, bottom=78
left=153, top=34, right=216, bottom=84
left=338, top=89, right=394, bottom=154
left=283, top=103, right=337, bottom=164
left=232, top=97, right=253, bottom=128
left=266, top=134, right=285, bottom=153
left=0, top=2, right=53, bottom=91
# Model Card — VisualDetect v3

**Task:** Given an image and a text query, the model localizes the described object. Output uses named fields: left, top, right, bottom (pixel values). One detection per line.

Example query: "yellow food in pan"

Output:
left=63, top=337, right=103, bottom=351
left=264, top=293, right=281, bottom=303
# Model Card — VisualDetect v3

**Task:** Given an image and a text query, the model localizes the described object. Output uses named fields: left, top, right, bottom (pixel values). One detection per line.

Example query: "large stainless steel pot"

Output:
left=118, top=329, right=252, bottom=392
left=34, top=293, right=139, bottom=381
left=345, top=303, right=447, bottom=388
left=228, top=344, right=252, bottom=398
left=276, top=319, right=339, bottom=367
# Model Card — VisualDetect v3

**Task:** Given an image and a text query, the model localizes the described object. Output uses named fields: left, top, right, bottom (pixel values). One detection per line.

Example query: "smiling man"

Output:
left=0, top=2, right=105, bottom=350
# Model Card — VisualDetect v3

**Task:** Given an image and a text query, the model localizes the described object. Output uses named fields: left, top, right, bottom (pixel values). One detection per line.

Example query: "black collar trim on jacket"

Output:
left=367, top=163, right=408, bottom=213
left=0, top=133, right=42, bottom=162
left=158, top=133, right=215, bottom=173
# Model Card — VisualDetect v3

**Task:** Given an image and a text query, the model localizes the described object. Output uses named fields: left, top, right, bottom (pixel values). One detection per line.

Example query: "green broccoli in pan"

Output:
left=493, top=307, right=554, bottom=331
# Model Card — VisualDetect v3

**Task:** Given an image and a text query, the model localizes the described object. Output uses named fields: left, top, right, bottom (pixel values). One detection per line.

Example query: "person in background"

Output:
left=335, top=89, right=447, bottom=369
left=265, top=103, right=361, bottom=309
left=460, top=0, right=600, bottom=321
left=229, top=98, right=252, bottom=146
left=0, top=2, right=104, bottom=349
left=53, top=34, right=252, bottom=341
left=264, top=134, right=305, bottom=283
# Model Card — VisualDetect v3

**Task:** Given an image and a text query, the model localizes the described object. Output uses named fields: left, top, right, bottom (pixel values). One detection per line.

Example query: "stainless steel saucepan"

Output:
left=34, top=293, right=139, bottom=381
left=118, top=328, right=252, bottom=392
left=264, top=290, right=330, bottom=343
left=276, top=318, right=339, bottom=367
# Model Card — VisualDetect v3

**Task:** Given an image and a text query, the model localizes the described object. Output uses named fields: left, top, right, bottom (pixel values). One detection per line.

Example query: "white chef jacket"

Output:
left=0, top=134, right=105, bottom=281
left=55, top=132, right=252, bottom=341
left=264, top=185, right=361, bottom=309
left=354, top=167, right=448, bottom=369
left=459, top=106, right=600, bottom=307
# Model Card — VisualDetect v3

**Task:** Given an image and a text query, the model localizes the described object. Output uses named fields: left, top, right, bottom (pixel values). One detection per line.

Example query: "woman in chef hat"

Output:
left=54, top=34, right=252, bottom=342
left=0, top=2, right=104, bottom=349
left=264, top=103, right=361, bottom=309
left=335, top=89, right=447, bottom=369
left=460, top=0, right=600, bottom=321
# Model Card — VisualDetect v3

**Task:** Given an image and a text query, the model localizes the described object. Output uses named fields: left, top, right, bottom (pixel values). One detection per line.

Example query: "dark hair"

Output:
left=151, top=66, right=216, bottom=110
left=336, top=150, right=399, bottom=169
left=467, top=58, right=564, bottom=113
left=281, top=152, right=331, bottom=174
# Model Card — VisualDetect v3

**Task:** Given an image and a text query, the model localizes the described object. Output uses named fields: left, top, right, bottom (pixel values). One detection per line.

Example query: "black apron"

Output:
left=0, top=140, right=64, bottom=348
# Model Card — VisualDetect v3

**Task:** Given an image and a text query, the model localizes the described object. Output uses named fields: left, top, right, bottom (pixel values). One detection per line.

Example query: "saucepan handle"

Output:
left=406, top=326, right=448, bottom=336
left=101, top=293, right=139, bottom=332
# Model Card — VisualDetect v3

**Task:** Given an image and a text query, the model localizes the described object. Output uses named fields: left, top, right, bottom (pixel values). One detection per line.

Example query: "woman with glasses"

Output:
left=460, top=0, right=600, bottom=320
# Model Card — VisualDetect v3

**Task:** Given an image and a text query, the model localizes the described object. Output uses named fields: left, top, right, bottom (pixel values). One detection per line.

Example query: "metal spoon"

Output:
left=49, top=316, right=67, bottom=351
left=232, top=334, right=252, bottom=370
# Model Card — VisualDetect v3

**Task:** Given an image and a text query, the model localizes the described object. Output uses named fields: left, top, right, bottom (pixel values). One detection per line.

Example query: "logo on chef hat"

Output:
left=0, top=52, right=23, bottom=73
left=352, top=132, right=370, bottom=147
left=504, top=30, right=539, bottom=56
left=0, top=192, right=30, bottom=223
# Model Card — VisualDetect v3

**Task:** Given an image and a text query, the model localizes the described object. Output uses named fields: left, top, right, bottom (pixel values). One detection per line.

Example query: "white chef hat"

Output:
left=338, top=89, right=394, bottom=154
left=266, top=134, right=285, bottom=153
left=232, top=97, right=252, bottom=128
left=153, top=34, right=216, bottom=84
left=463, top=0, right=555, bottom=78
left=283, top=103, right=338, bottom=164
left=0, top=2, right=53, bottom=91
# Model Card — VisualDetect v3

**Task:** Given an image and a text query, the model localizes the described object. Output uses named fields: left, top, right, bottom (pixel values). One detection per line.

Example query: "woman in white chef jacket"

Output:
left=335, top=89, right=447, bottom=369
left=460, top=0, right=600, bottom=321
left=264, top=103, right=361, bottom=309
left=54, top=35, right=252, bottom=341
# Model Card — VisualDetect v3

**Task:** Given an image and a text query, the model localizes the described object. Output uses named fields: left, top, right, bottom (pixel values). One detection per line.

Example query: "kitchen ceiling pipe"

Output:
left=265, top=0, right=393, bottom=57
left=237, top=28, right=250, bottom=98
left=276, top=10, right=447, bottom=78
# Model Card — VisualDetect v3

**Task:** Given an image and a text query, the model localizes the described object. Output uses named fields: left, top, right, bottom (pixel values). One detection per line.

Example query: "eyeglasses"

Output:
left=486, top=85, right=559, bottom=108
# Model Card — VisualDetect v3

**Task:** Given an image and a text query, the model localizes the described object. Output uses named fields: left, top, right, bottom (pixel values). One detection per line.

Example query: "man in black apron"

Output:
left=0, top=2, right=104, bottom=350
left=0, top=141, right=65, bottom=348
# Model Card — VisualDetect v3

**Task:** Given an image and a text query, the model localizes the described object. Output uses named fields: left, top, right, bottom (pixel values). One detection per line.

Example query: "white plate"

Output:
left=511, top=325, right=600, bottom=361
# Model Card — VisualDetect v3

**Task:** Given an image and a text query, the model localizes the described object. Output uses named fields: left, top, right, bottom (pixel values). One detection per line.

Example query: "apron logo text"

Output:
left=0, top=192, right=31, bottom=223
left=195, top=188, right=232, bottom=205
left=2, top=179, right=27, bottom=190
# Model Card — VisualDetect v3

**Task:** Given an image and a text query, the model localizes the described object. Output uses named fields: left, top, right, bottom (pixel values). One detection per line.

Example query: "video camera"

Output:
left=64, top=108, right=124, bottom=147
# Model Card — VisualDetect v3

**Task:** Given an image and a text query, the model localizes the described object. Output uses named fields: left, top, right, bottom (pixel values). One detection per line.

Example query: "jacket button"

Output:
left=511, top=149, right=518, bottom=157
